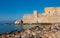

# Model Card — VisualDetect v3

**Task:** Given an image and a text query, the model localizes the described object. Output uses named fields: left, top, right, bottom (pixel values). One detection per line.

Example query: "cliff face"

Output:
left=22, top=7, right=60, bottom=24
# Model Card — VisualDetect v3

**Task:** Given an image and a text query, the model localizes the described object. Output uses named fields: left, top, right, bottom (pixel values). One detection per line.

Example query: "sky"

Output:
left=0, top=0, right=60, bottom=21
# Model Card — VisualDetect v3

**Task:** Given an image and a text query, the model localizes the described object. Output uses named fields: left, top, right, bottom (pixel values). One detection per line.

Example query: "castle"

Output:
left=22, top=7, right=60, bottom=24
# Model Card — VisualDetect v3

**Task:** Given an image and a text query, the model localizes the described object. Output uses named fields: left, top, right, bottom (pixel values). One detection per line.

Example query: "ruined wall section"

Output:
left=44, top=7, right=56, bottom=17
left=22, top=7, right=60, bottom=23
left=38, top=14, right=48, bottom=23
left=37, top=7, right=60, bottom=23
left=22, top=14, right=34, bottom=24
left=44, top=7, right=60, bottom=23
left=55, top=7, right=60, bottom=16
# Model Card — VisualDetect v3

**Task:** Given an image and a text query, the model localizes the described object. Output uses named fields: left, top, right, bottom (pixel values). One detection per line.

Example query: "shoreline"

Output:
left=0, top=24, right=60, bottom=38
left=14, top=23, right=60, bottom=25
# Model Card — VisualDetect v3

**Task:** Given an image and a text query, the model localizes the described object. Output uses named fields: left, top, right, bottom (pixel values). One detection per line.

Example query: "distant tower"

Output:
left=33, top=10, right=38, bottom=23
left=33, top=10, right=38, bottom=18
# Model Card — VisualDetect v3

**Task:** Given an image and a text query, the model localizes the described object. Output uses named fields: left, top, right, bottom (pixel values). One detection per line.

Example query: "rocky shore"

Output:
left=0, top=24, right=60, bottom=38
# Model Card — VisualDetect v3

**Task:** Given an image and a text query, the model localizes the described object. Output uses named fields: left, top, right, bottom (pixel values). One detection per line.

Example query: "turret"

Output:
left=33, top=10, right=38, bottom=18
left=33, top=10, right=38, bottom=23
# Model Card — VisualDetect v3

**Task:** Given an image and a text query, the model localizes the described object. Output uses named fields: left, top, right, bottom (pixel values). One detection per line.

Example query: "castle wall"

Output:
left=45, top=7, right=56, bottom=17
left=22, top=7, right=60, bottom=24
left=23, top=11, right=38, bottom=24
left=37, top=17, right=48, bottom=23
left=22, top=14, right=34, bottom=23
left=45, top=7, right=60, bottom=17
left=55, top=7, right=60, bottom=16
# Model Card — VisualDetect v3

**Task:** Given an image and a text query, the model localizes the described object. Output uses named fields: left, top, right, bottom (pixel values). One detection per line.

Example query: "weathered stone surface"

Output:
left=22, top=24, right=60, bottom=38
left=23, top=7, right=60, bottom=23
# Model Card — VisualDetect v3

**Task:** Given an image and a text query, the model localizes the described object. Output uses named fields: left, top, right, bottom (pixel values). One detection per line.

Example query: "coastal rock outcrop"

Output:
left=14, top=20, right=23, bottom=25
left=0, top=24, right=60, bottom=38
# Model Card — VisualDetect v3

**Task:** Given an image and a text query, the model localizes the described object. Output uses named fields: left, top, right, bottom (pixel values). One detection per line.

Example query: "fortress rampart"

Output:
left=22, top=7, right=60, bottom=24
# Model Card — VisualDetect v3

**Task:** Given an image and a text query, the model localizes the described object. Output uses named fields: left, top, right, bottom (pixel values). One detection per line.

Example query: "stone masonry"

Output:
left=22, top=7, right=60, bottom=24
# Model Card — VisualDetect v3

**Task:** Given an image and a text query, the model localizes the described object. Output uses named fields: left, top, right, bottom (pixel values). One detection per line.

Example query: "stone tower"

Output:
left=45, top=7, right=56, bottom=17
left=33, top=10, right=38, bottom=23
left=33, top=10, right=38, bottom=17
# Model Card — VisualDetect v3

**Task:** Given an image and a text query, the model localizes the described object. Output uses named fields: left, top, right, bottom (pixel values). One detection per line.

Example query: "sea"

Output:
left=0, top=22, right=23, bottom=34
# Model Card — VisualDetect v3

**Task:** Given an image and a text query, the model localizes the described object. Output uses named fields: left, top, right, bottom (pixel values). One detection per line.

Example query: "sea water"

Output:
left=0, top=23, right=23, bottom=34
